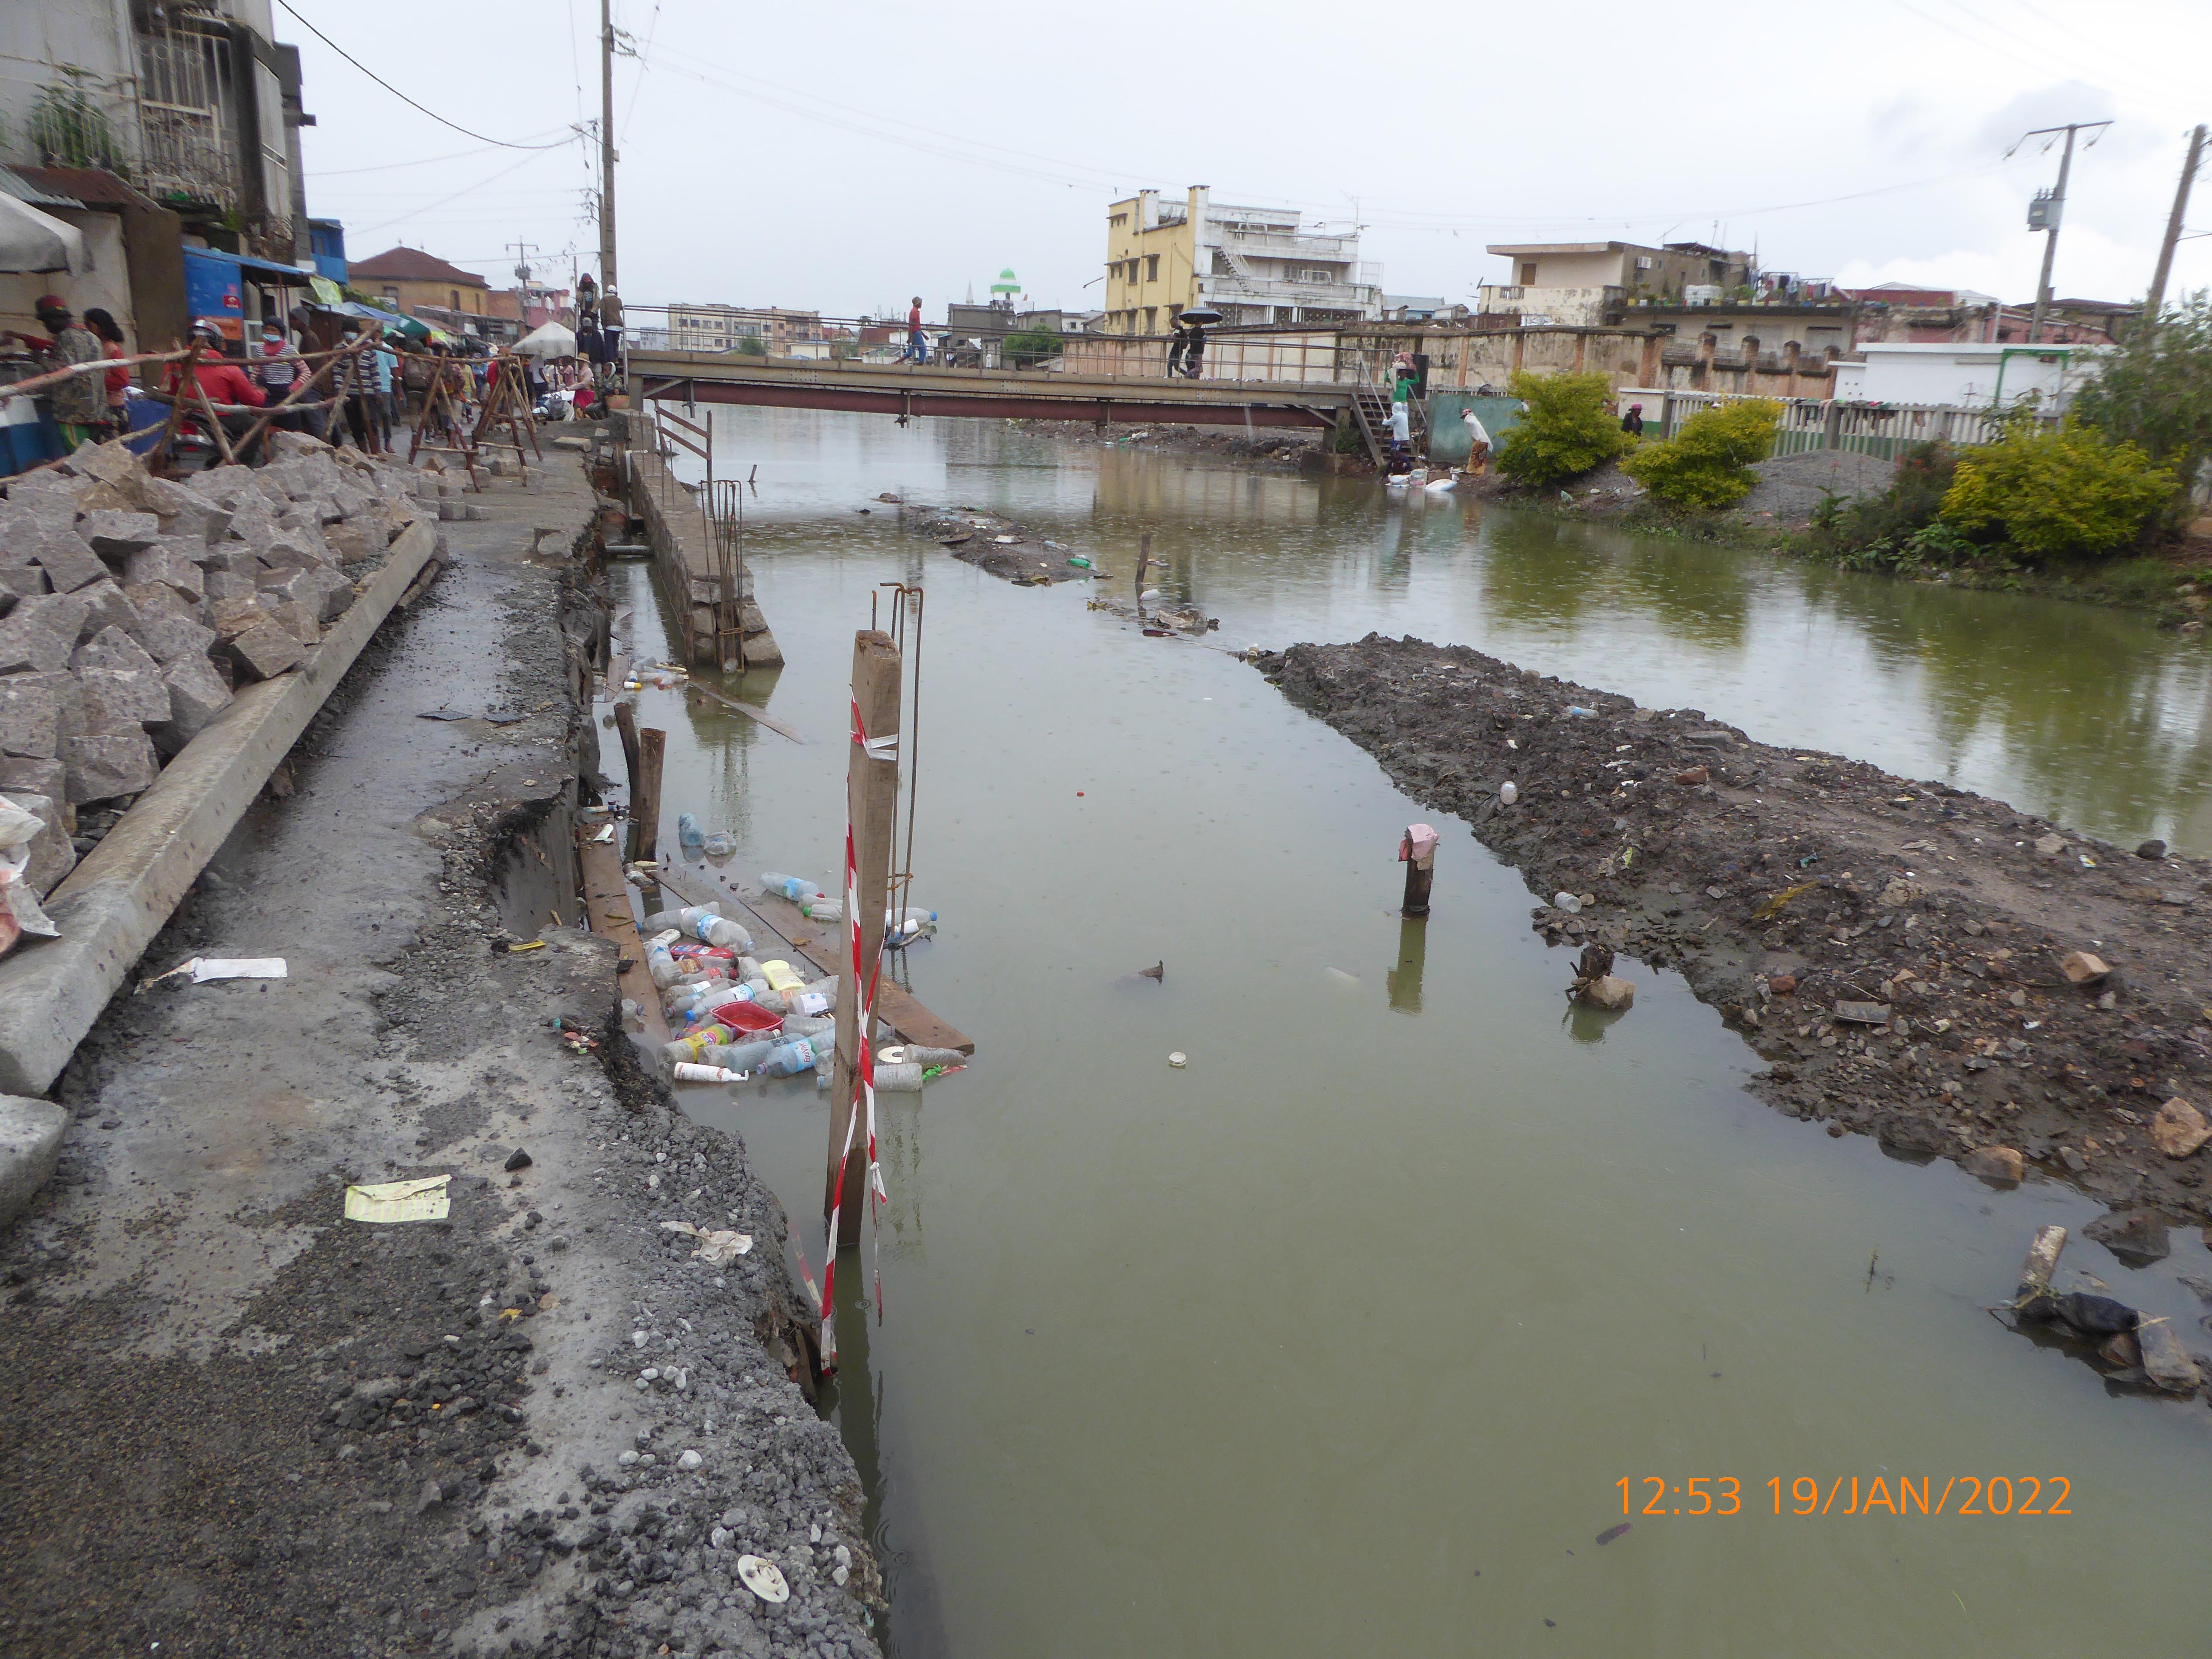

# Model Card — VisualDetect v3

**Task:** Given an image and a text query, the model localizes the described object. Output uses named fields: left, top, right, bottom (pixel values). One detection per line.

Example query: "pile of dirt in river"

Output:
left=1018, top=418, right=1330, bottom=470
left=1260, top=633, right=2212, bottom=1224
left=897, top=501, right=1089, bottom=584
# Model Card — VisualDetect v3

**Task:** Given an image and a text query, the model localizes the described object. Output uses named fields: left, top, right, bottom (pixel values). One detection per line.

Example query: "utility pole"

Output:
left=2145, top=123, right=2207, bottom=338
left=508, top=240, right=539, bottom=346
left=2015, top=121, right=2109, bottom=345
left=598, top=0, right=618, bottom=291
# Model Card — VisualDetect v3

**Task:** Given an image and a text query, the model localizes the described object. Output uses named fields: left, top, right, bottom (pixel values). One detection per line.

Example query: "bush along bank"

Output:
left=1258, top=634, right=2212, bottom=1228
left=1798, top=434, right=2211, bottom=627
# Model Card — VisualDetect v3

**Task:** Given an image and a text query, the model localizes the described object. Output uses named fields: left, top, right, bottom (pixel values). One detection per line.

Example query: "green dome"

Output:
left=989, top=267, right=1020, bottom=295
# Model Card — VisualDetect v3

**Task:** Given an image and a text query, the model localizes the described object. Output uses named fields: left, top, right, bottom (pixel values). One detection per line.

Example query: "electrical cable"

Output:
left=351, top=149, right=558, bottom=235
left=274, top=0, right=576, bottom=149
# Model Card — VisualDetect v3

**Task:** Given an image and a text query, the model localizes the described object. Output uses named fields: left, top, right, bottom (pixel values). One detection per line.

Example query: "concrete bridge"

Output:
left=624, top=348, right=1363, bottom=433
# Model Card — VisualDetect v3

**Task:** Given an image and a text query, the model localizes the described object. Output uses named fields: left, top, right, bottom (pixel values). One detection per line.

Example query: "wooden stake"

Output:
left=828, top=630, right=901, bottom=1243
left=613, top=699, right=641, bottom=794
left=635, top=727, right=665, bottom=862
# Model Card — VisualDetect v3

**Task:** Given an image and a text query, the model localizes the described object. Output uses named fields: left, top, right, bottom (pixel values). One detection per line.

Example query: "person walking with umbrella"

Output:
left=1165, top=314, right=1188, bottom=378
left=1177, top=306, right=1219, bottom=379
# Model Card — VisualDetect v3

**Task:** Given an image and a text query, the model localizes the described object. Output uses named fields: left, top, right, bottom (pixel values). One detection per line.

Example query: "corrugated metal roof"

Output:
left=11, top=165, right=147, bottom=209
left=0, top=167, right=84, bottom=210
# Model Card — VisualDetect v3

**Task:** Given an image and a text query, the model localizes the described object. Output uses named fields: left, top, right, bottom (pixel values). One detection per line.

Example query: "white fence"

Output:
left=1618, top=388, right=2056, bottom=460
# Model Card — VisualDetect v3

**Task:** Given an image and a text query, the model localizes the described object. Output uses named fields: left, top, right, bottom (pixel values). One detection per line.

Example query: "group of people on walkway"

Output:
left=4, top=295, right=135, bottom=449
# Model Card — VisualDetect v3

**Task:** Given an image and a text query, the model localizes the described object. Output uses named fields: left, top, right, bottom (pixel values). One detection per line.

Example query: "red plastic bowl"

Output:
left=714, top=1001, right=784, bottom=1036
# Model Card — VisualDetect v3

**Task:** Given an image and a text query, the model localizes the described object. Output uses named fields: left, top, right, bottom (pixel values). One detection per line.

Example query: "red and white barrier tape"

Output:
left=821, top=694, right=892, bottom=1368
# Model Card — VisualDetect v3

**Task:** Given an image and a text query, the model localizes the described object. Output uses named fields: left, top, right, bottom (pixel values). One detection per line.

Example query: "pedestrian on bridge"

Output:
left=902, top=297, right=928, bottom=366
left=1166, top=315, right=1189, bottom=377
left=1181, top=320, right=1206, bottom=379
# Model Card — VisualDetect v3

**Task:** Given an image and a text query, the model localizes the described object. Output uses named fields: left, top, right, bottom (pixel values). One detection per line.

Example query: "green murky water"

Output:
left=606, top=409, right=2212, bottom=1657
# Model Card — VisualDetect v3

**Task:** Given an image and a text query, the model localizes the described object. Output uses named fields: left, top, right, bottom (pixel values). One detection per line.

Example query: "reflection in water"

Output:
left=1387, top=917, right=1426, bottom=1015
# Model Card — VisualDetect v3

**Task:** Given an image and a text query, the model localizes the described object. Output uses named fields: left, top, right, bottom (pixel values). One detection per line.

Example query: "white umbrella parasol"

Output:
left=515, top=320, right=577, bottom=358
left=0, top=193, right=87, bottom=275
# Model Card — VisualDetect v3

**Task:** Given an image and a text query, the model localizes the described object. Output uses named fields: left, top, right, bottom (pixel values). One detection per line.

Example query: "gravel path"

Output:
left=0, top=460, right=880, bottom=1659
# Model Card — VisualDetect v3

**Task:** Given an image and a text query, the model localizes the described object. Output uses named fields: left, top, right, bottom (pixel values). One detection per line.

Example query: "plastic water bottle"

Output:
left=704, top=1037, right=778, bottom=1073
left=702, top=833, right=736, bottom=859
left=645, top=941, right=683, bottom=988
left=759, top=1033, right=832, bottom=1078
left=883, top=1044, right=965, bottom=1069
left=760, top=872, right=821, bottom=904
left=789, top=989, right=831, bottom=1018
left=677, top=813, right=704, bottom=853
left=780, top=1012, right=834, bottom=1039
left=801, top=895, right=844, bottom=923
left=645, top=904, right=717, bottom=931
left=1553, top=891, right=1584, bottom=914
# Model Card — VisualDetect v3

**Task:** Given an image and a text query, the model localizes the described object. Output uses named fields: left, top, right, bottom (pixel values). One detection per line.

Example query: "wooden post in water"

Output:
left=1399, top=823, right=1437, bottom=918
left=636, top=727, right=665, bottom=862
left=827, top=630, right=902, bottom=1244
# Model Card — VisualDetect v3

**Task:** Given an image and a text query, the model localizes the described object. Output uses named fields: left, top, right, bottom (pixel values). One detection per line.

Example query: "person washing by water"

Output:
left=1460, top=406, right=1491, bottom=475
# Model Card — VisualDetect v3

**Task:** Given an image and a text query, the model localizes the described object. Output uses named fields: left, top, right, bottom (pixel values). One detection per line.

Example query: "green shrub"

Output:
left=1807, top=441, right=1957, bottom=560
left=1939, top=424, right=2178, bottom=559
left=1492, top=371, right=1635, bottom=489
left=2071, top=288, right=2212, bottom=526
left=1621, top=398, right=1781, bottom=508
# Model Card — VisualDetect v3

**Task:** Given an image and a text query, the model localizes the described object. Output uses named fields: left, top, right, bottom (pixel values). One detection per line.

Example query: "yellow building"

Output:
left=1104, top=188, right=1201, bottom=335
left=1104, top=186, right=1381, bottom=335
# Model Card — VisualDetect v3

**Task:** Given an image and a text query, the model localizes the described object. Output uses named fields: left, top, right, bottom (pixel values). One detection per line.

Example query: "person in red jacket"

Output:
left=170, top=320, right=267, bottom=461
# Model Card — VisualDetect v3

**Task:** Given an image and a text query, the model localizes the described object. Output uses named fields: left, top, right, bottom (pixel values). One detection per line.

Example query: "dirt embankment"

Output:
left=1017, top=418, right=1336, bottom=472
left=1261, top=635, right=2212, bottom=1221
left=895, top=500, right=1087, bottom=584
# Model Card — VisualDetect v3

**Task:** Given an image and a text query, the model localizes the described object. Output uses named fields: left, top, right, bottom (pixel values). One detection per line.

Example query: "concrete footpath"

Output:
left=0, top=450, right=882, bottom=1659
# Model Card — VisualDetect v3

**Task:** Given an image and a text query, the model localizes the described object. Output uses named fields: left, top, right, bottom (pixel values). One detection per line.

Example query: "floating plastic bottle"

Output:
left=789, top=989, right=831, bottom=1018
left=780, top=1012, right=834, bottom=1039
left=673, top=1062, right=747, bottom=1084
left=759, top=1033, right=833, bottom=1078
left=646, top=905, right=752, bottom=951
left=702, top=833, right=736, bottom=859
left=881, top=1044, right=965, bottom=1069
left=760, top=872, right=821, bottom=904
left=759, top=959, right=805, bottom=994
left=800, top=895, right=844, bottom=923
left=677, top=813, right=704, bottom=852
left=703, top=1037, right=778, bottom=1073
left=645, top=941, right=683, bottom=988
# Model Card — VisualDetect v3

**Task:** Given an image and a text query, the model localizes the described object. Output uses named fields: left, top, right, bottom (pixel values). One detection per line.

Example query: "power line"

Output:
left=273, top=0, right=576, bottom=150
left=307, top=132, right=581, bottom=176
left=351, top=149, right=558, bottom=235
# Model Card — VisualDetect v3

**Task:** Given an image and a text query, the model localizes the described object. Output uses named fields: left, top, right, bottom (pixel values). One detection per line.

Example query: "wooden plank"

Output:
left=578, top=827, right=669, bottom=1045
left=604, top=651, right=630, bottom=702
left=684, top=680, right=805, bottom=743
left=649, top=861, right=973, bottom=1055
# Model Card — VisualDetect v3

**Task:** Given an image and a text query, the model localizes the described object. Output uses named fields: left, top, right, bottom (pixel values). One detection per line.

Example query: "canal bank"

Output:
left=617, top=404, right=2212, bottom=1658
left=0, top=454, right=880, bottom=1659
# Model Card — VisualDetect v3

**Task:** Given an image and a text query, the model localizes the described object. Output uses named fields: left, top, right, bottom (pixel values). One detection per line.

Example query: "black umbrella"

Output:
left=1177, top=307, right=1224, bottom=325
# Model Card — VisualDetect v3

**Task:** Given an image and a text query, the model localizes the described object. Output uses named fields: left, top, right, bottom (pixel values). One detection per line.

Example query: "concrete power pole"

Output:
left=598, top=0, right=618, bottom=291
left=2018, top=121, right=2109, bottom=345
left=2145, top=123, right=2207, bottom=337
left=827, top=631, right=900, bottom=1246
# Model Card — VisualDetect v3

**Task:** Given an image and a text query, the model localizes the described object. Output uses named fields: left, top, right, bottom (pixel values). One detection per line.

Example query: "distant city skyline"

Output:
left=293, top=0, right=2212, bottom=320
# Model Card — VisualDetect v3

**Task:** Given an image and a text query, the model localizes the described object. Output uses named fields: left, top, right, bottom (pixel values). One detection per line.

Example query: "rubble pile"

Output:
left=1264, top=633, right=2212, bottom=1219
left=0, top=433, right=439, bottom=903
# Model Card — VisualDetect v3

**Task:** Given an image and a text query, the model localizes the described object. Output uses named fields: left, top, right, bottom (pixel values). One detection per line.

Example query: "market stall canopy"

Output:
left=337, top=299, right=422, bottom=337
left=515, top=320, right=577, bottom=358
left=0, top=193, right=86, bottom=275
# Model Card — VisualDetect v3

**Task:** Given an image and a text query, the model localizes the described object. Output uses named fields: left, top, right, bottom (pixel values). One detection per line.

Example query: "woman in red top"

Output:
left=81, top=307, right=129, bottom=438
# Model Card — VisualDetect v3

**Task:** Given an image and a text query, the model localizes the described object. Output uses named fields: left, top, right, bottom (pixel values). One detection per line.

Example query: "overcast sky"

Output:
left=291, top=0, right=2212, bottom=323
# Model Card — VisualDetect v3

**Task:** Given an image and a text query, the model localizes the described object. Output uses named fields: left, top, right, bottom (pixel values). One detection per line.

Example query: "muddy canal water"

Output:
left=609, top=410, right=2212, bottom=1656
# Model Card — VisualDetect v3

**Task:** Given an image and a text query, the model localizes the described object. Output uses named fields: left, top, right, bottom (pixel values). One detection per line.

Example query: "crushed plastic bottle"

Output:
left=760, top=872, right=822, bottom=904
left=702, top=833, right=736, bottom=860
